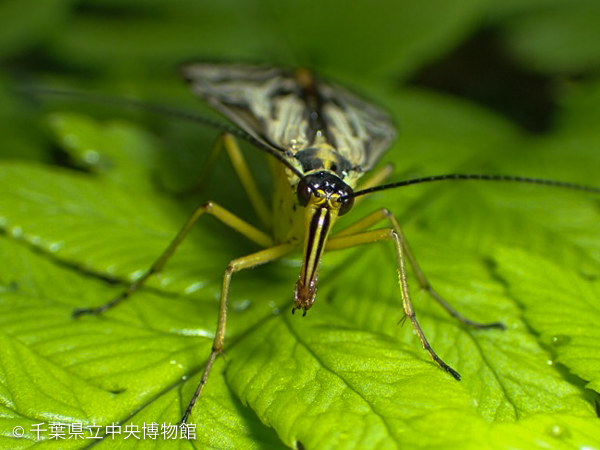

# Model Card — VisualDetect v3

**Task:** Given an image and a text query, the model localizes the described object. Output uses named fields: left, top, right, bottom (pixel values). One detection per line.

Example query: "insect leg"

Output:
left=180, top=242, right=296, bottom=424
left=334, top=208, right=505, bottom=330
left=73, top=201, right=274, bottom=317
left=326, top=227, right=461, bottom=380
left=194, top=133, right=271, bottom=227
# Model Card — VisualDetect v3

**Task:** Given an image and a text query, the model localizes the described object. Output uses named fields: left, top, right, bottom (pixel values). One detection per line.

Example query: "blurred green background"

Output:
left=1, top=1, right=600, bottom=450
left=2, top=0, right=600, bottom=171
left=2, top=0, right=600, bottom=165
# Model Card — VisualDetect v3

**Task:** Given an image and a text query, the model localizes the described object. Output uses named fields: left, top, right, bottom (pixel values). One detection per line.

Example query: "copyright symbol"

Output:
left=12, top=426, right=24, bottom=438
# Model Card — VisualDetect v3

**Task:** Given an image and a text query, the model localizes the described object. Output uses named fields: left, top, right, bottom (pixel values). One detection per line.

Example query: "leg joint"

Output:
left=212, top=343, right=223, bottom=353
left=225, top=262, right=236, bottom=275
left=381, top=207, right=393, bottom=218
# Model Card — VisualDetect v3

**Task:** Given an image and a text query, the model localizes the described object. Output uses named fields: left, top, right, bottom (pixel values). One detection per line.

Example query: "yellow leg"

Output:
left=193, top=133, right=227, bottom=193
left=180, top=242, right=296, bottom=424
left=332, top=208, right=504, bottom=330
left=195, top=133, right=271, bottom=228
left=326, top=227, right=461, bottom=380
left=73, top=201, right=274, bottom=317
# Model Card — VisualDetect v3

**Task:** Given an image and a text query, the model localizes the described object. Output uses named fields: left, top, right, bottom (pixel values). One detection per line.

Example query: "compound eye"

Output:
left=338, top=197, right=354, bottom=216
left=297, top=177, right=312, bottom=207
left=337, top=185, right=355, bottom=216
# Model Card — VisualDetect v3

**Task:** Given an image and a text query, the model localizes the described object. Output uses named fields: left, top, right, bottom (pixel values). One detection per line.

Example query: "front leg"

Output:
left=73, top=201, right=274, bottom=317
left=333, top=208, right=505, bottom=330
left=180, top=242, right=296, bottom=424
left=326, top=226, right=461, bottom=380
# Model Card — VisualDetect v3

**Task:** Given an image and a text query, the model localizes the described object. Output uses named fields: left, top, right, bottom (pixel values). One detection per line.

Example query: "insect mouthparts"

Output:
left=293, top=277, right=317, bottom=314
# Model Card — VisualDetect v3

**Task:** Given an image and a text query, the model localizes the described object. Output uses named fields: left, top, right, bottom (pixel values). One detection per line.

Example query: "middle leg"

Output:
left=326, top=226, right=461, bottom=380
left=334, top=208, right=505, bottom=330
left=181, top=241, right=296, bottom=424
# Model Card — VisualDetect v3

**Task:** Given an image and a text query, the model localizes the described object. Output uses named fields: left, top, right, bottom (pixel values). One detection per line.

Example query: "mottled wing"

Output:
left=181, top=63, right=397, bottom=172
left=182, top=64, right=310, bottom=153
left=317, top=81, right=397, bottom=171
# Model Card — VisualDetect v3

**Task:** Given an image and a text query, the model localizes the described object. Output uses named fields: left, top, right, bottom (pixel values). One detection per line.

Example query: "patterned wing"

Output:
left=317, top=80, right=397, bottom=171
left=181, top=63, right=397, bottom=172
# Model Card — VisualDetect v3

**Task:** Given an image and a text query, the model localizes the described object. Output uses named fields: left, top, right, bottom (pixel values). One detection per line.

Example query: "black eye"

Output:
left=338, top=185, right=355, bottom=216
left=297, top=177, right=312, bottom=206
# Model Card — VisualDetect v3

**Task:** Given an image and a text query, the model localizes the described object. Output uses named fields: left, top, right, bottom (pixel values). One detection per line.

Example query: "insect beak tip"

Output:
left=293, top=280, right=317, bottom=316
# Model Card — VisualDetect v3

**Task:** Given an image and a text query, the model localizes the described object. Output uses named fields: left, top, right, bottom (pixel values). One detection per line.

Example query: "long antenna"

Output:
left=349, top=173, right=600, bottom=199
left=21, top=86, right=305, bottom=180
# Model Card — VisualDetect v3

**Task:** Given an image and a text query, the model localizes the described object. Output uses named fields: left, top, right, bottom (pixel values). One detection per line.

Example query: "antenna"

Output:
left=349, top=173, right=600, bottom=199
left=21, top=86, right=305, bottom=180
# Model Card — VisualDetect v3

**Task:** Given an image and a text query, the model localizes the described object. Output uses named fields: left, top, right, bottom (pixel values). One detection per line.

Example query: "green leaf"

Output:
left=2, top=82, right=600, bottom=449
left=496, top=247, right=600, bottom=393
left=2, top=1, right=600, bottom=449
